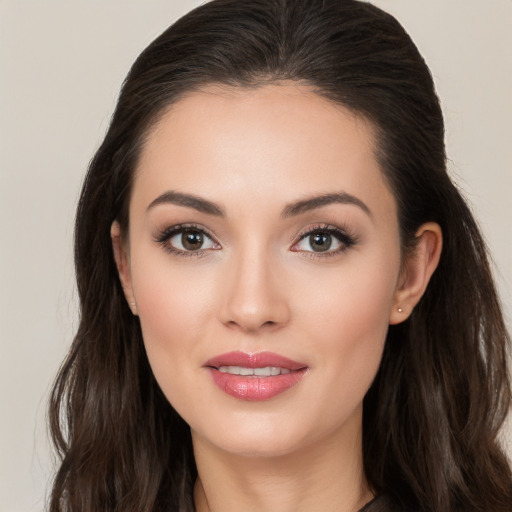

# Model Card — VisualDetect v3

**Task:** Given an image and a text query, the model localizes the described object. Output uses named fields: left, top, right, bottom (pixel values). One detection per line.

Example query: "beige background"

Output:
left=1, top=1, right=511, bottom=511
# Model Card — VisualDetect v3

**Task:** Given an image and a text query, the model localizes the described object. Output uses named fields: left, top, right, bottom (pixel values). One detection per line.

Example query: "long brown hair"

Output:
left=48, top=1, right=512, bottom=510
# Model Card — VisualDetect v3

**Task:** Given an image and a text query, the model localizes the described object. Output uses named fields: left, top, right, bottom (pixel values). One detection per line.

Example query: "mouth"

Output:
left=204, top=351, right=308, bottom=401
left=217, top=366, right=292, bottom=376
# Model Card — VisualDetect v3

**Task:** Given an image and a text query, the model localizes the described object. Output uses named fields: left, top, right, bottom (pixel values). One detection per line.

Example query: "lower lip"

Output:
left=208, top=368, right=307, bottom=401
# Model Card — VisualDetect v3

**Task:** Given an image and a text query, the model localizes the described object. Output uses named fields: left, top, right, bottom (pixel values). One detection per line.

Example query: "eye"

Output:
left=295, top=232, right=342, bottom=253
left=291, top=225, right=357, bottom=255
left=170, top=229, right=216, bottom=251
left=155, top=224, right=221, bottom=255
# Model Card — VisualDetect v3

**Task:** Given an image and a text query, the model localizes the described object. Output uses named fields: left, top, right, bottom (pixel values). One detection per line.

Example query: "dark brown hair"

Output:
left=48, top=1, right=512, bottom=511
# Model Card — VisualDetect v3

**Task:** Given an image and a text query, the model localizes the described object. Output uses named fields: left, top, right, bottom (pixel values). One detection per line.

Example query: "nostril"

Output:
left=224, top=318, right=279, bottom=332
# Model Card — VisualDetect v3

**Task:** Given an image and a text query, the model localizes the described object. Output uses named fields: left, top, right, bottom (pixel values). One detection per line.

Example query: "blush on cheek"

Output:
left=305, top=268, right=393, bottom=390
left=134, top=262, right=201, bottom=333
left=133, top=266, right=214, bottom=368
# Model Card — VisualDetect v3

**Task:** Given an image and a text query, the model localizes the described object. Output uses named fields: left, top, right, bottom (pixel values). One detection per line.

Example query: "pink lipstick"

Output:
left=204, top=351, right=308, bottom=401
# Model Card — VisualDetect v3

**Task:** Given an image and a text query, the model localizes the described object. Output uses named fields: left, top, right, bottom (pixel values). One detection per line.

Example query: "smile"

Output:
left=217, top=366, right=291, bottom=376
left=205, top=351, right=308, bottom=401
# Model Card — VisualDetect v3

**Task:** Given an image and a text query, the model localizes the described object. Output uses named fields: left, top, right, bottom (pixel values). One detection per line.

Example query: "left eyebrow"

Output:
left=281, top=192, right=372, bottom=219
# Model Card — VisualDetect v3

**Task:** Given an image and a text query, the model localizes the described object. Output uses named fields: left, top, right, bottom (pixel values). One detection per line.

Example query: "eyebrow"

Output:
left=146, top=191, right=225, bottom=216
left=146, top=190, right=371, bottom=219
left=281, top=192, right=372, bottom=218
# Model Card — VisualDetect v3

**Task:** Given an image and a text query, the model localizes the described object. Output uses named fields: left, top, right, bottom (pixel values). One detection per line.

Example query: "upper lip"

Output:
left=205, top=351, right=307, bottom=371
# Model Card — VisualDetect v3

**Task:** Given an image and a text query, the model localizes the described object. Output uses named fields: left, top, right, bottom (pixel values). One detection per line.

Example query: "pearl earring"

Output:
left=397, top=307, right=403, bottom=313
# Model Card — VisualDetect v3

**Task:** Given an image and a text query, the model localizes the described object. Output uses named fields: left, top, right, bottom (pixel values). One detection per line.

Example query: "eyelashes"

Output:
left=154, top=222, right=358, bottom=259
left=290, top=225, right=358, bottom=258
left=154, top=224, right=220, bottom=258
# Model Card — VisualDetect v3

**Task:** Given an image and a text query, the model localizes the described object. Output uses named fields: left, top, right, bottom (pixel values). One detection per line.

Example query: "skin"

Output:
left=112, top=84, right=442, bottom=512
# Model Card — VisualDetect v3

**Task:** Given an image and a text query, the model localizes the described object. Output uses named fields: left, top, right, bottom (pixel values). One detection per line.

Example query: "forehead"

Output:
left=132, top=83, right=396, bottom=219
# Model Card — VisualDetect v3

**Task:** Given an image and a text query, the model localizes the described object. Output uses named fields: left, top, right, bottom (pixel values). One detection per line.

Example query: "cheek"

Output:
left=300, top=248, right=398, bottom=338
left=296, top=250, right=399, bottom=411
left=129, top=250, right=217, bottom=389
left=135, top=266, right=213, bottom=333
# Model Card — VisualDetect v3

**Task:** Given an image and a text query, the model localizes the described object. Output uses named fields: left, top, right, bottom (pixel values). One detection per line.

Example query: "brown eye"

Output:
left=309, top=233, right=332, bottom=252
left=162, top=226, right=220, bottom=254
left=291, top=226, right=356, bottom=256
left=182, top=230, right=204, bottom=251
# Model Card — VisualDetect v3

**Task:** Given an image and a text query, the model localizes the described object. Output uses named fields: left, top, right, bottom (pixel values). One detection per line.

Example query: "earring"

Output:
left=397, top=307, right=403, bottom=313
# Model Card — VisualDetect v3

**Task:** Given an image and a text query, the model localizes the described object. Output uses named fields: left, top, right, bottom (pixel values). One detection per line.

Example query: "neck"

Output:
left=192, top=408, right=373, bottom=512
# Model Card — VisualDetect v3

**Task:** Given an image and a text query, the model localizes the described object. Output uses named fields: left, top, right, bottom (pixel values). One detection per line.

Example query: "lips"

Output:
left=204, top=351, right=308, bottom=401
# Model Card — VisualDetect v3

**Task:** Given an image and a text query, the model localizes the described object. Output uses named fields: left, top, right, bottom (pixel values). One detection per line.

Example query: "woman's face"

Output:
left=118, top=84, right=405, bottom=457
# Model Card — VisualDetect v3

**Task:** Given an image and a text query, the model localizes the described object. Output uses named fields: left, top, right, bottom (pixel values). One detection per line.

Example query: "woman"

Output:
left=48, top=0, right=512, bottom=511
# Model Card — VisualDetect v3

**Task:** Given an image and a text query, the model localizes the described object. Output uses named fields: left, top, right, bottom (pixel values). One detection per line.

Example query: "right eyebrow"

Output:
left=146, top=190, right=225, bottom=217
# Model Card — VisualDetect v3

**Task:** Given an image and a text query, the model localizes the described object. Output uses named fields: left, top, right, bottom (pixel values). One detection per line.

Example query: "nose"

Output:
left=219, top=246, right=291, bottom=333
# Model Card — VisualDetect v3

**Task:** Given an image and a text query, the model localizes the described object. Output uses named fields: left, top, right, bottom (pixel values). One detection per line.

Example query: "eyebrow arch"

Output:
left=281, top=192, right=372, bottom=218
left=146, top=191, right=225, bottom=216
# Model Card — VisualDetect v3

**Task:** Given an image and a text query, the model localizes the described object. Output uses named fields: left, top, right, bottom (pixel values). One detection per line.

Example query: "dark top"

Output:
left=360, top=494, right=414, bottom=511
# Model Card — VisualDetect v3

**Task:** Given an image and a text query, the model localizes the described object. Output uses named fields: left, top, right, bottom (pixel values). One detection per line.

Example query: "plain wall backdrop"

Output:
left=1, top=1, right=511, bottom=511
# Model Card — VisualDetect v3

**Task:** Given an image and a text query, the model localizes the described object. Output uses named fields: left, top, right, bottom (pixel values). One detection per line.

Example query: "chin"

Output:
left=187, top=406, right=299, bottom=452
left=195, top=427, right=309, bottom=459
left=189, top=404, right=361, bottom=461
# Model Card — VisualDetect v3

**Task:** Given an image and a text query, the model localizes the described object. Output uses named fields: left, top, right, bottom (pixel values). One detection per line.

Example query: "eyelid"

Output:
left=290, top=223, right=358, bottom=256
left=154, top=223, right=221, bottom=257
left=154, top=222, right=357, bottom=258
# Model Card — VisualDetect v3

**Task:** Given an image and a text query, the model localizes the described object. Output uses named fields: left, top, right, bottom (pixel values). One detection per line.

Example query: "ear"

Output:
left=389, top=222, right=442, bottom=325
left=111, top=221, right=138, bottom=315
